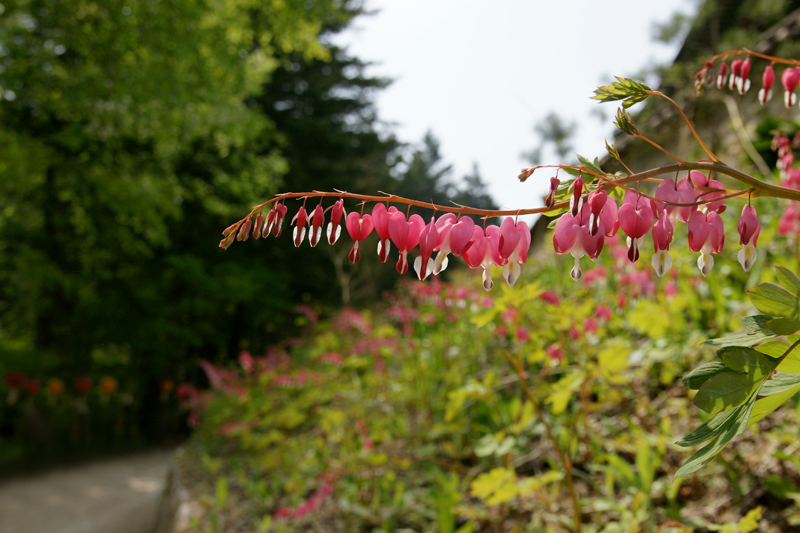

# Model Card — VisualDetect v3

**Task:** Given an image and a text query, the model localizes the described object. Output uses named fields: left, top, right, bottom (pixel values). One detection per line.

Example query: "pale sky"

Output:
left=333, top=0, right=695, bottom=212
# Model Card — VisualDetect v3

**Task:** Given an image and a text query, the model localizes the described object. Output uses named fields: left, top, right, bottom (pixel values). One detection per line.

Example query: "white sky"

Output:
left=334, top=0, right=695, bottom=212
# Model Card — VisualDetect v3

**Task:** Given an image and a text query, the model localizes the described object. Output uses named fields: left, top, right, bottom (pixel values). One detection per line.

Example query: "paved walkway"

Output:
left=0, top=449, right=174, bottom=533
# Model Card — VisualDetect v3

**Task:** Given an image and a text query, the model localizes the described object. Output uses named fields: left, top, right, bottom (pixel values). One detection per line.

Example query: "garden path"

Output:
left=0, top=448, right=173, bottom=533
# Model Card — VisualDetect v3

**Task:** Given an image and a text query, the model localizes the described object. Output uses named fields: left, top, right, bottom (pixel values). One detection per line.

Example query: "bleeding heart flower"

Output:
left=291, top=206, right=308, bottom=247
left=782, top=67, right=800, bottom=108
left=618, top=192, right=654, bottom=263
left=414, top=216, right=439, bottom=280
left=326, top=199, right=346, bottom=245
left=688, top=210, right=725, bottom=276
left=716, top=61, right=728, bottom=89
left=503, top=221, right=531, bottom=287
left=372, top=204, right=398, bottom=263
left=388, top=211, right=424, bottom=275
left=308, top=204, right=325, bottom=247
left=464, top=226, right=503, bottom=291
left=651, top=177, right=696, bottom=224
left=434, top=215, right=475, bottom=275
left=651, top=209, right=674, bottom=278
left=345, top=212, right=374, bottom=264
left=737, top=205, right=761, bottom=272
left=737, top=58, right=751, bottom=94
left=759, top=65, right=775, bottom=105
left=553, top=205, right=605, bottom=281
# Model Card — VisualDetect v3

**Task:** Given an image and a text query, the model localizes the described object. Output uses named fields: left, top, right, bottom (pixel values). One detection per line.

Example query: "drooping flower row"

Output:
left=550, top=171, right=760, bottom=280
left=699, top=56, right=800, bottom=108
left=221, top=199, right=532, bottom=291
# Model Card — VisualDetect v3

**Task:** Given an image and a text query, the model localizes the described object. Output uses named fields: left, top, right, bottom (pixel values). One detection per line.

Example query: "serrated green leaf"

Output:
left=760, top=373, right=800, bottom=396
left=703, top=330, right=776, bottom=347
left=776, top=266, right=800, bottom=296
left=694, top=371, right=756, bottom=413
left=675, top=394, right=757, bottom=478
left=676, top=408, right=737, bottom=447
left=766, top=318, right=800, bottom=335
left=683, top=362, right=728, bottom=390
left=747, top=282, right=800, bottom=319
left=741, top=315, right=773, bottom=331
left=749, top=382, right=800, bottom=425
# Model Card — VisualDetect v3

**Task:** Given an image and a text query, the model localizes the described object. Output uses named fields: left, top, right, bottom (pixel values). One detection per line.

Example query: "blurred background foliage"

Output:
left=0, top=0, right=497, bottom=465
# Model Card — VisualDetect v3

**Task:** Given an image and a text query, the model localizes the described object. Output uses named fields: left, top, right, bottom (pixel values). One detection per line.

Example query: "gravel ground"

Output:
left=0, top=449, right=174, bottom=533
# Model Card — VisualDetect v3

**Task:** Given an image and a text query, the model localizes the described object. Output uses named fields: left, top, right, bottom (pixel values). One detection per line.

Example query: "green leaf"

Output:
left=693, top=371, right=756, bottom=413
left=778, top=350, right=800, bottom=373
left=718, top=346, right=779, bottom=378
left=741, top=315, right=773, bottom=331
left=759, top=373, right=800, bottom=396
left=676, top=408, right=737, bottom=447
left=703, top=330, right=776, bottom=347
left=675, top=395, right=757, bottom=478
left=747, top=283, right=800, bottom=319
left=748, top=382, right=800, bottom=425
left=592, top=77, right=652, bottom=104
left=576, top=153, right=604, bottom=179
left=756, top=341, right=789, bottom=358
left=766, top=318, right=800, bottom=335
left=776, top=266, right=800, bottom=296
left=694, top=347, right=780, bottom=413
left=683, top=362, right=728, bottom=390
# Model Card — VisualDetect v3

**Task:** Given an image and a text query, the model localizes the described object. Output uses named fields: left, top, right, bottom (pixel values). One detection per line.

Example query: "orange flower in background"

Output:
left=99, top=377, right=118, bottom=395
left=74, top=377, right=92, bottom=395
left=47, top=378, right=65, bottom=396
left=160, top=379, right=175, bottom=395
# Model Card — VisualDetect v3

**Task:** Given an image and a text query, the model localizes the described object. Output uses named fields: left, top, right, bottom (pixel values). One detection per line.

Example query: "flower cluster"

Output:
left=699, top=54, right=800, bottom=110
left=222, top=199, right=532, bottom=292
left=773, top=132, right=800, bottom=236
left=551, top=172, right=760, bottom=279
